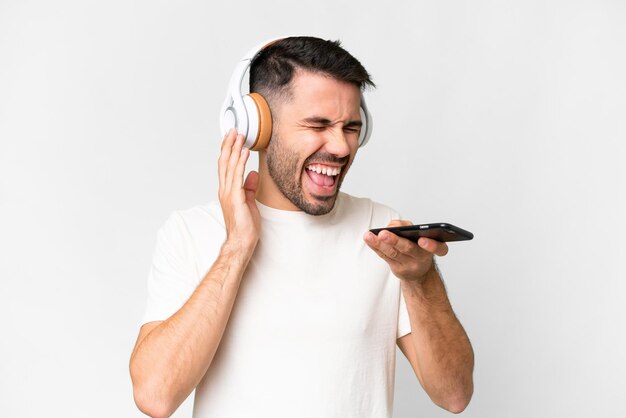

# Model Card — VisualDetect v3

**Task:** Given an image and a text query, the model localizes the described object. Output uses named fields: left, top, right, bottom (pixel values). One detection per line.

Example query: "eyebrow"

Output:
left=301, top=117, right=363, bottom=128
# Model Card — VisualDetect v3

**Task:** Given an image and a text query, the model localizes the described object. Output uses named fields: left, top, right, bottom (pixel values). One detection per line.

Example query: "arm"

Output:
left=129, top=130, right=259, bottom=418
left=364, top=221, right=474, bottom=413
left=396, top=265, right=474, bottom=413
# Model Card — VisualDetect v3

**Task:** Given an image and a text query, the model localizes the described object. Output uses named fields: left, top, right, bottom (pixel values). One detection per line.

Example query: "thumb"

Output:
left=243, top=171, right=259, bottom=202
left=388, top=219, right=412, bottom=227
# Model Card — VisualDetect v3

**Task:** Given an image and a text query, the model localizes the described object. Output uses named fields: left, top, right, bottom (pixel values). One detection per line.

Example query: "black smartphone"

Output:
left=369, top=223, right=474, bottom=242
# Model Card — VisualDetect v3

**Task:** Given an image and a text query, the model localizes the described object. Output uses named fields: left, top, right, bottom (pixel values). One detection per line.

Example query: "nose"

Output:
left=323, top=127, right=352, bottom=158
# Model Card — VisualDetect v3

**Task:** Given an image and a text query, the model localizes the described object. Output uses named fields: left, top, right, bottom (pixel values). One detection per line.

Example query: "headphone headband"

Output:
left=220, top=37, right=373, bottom=149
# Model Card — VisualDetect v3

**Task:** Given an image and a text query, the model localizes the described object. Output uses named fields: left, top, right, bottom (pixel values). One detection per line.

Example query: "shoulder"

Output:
left=337, top=192, right=400, bottom=226
left=173, top=201, right=224, bottom=229
left=157, top=201, right=225, bottom=244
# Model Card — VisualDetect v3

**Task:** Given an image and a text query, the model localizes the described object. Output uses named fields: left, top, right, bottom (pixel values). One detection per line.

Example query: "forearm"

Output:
left=130, top=241, right=253, bottom=417
left=401, top=265, right=474, bottom=411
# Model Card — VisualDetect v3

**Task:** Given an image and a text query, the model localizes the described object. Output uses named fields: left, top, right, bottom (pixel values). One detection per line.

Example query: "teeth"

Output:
left=306, top=164, right=341, bottom=176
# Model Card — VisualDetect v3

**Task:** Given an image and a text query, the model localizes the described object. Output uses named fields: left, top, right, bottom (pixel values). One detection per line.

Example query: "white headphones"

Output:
left=219, top=37, right=373, bottom=151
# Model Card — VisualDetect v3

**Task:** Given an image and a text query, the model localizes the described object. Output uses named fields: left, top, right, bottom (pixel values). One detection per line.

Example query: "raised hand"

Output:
left=218, top=129, right=261, bottom=252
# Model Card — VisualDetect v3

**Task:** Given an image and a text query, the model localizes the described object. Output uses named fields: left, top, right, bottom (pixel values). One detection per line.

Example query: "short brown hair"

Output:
left=250, top=36, right=375, bottom=106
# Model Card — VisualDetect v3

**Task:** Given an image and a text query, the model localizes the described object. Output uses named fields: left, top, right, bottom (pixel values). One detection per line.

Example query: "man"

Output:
left=130, top=36, right=474, bottom=418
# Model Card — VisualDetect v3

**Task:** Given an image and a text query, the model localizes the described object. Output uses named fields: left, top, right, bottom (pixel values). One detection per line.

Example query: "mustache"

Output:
left=304, top=152, right=349, bottom=166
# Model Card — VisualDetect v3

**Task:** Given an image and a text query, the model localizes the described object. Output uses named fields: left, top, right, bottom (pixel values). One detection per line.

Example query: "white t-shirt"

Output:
left=142, top=192, right=411, bottom=418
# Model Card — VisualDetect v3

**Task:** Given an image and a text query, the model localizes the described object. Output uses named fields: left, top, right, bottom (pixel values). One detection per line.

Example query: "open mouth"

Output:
left=305, top=163, right=342, bottom=190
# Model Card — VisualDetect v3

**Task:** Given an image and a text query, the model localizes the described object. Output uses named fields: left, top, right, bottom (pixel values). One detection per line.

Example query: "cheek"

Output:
left=279, top=125, right=316, bottom=144
left=294, top=132, right=329, bottom=159
left=346, top=145, right=359, bottom=166
left=299, top=131, right=327, bottom=150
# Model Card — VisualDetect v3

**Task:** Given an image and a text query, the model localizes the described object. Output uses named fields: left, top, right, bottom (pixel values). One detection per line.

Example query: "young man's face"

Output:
left=260, top=70, right=363, bottom=215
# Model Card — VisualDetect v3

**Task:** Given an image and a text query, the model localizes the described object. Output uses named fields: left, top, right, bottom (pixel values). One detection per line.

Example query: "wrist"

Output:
left=400, top=264, right=448, bottom=305
left=221, top=238, right=257, bottom=262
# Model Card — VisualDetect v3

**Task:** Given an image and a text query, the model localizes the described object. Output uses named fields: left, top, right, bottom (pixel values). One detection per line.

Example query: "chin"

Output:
left=303, top=195, right=337, bottom=215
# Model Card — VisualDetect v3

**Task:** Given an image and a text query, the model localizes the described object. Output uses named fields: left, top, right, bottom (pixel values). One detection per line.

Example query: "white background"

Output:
left=1, top=1, right=624, bottom=417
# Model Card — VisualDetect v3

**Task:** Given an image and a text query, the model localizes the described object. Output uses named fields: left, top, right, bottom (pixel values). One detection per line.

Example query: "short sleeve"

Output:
left=141, top=212, right=200, bottom=325
left=396, top=284, right=411, bottom=339
left=385, top=208, right=411, bottom=339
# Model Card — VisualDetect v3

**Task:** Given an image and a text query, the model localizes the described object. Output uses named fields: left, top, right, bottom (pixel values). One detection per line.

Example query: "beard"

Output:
left=266, top=133, right=349, bottom=216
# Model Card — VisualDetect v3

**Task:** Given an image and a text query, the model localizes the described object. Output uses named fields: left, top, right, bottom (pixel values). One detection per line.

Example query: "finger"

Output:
left=363, top=234, right=397, bottom=262
left=364, top=231, right=413, bottom=264
left=377, top=229, right=419, bottom=256
left=218, top=129, right=237, bottom=191
left=418, top=237, right=449, bottom=257
left=232, top=145, right=250, bottom=192
left=369, top=240, right=414, bottom=267
left=380, top=220, right=418, bottom=256
left=220, top=128, right=237, bottom=152
left=244, top=170, right=259, bottom=203
left=378, top=229, right=438, bottom=264
left=388, top=219, right=412, bottom=227
left=225, top=134, right=246, bottom=189
left=370, top=246, right=395, bottom=263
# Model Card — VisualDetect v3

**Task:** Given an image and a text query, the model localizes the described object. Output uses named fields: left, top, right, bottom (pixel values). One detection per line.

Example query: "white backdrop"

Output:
left=1, top=1, right=624, bottom=417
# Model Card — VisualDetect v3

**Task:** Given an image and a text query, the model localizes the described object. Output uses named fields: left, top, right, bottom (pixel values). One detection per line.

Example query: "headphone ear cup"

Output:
left=246, top=93, right=273, bottom=151
left=358, top=107, right=367, bottom=146
left=358, top=100, right=372, bottom=147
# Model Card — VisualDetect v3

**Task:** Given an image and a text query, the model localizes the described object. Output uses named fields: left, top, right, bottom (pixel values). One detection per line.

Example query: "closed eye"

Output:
left=300, top=117, right=362, bottom=133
